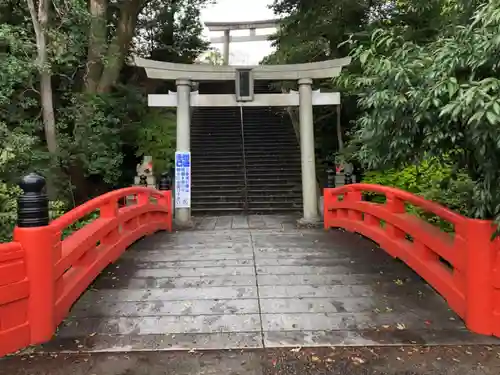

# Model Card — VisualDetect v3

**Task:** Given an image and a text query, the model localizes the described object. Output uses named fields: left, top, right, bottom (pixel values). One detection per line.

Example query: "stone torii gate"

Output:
left=134, top=52, right=350, bottom=226
left=204, top=19, right=278, bottom=65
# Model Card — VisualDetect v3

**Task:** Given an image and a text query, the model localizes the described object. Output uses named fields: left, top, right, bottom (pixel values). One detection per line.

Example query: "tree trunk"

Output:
left=27, top=0, right=58, bottom=198
left=85, top=0, right=107, bottom=93
left=27, top=0, right=57, bottom=154
left=97, top=0, right=141, bottom=92
left=70, top=0, right=142, bottom=203
left=336, top=104, right=344, bottom=152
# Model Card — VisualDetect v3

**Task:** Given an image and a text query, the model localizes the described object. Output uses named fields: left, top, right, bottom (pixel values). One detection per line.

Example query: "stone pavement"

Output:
left=37, top=215, right=498, bottom=353
left=4, top=346, right=500, bottom=375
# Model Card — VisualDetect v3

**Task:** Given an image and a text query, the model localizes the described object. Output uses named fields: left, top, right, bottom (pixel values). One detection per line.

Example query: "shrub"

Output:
left=0, top=182, right=21, bottom=242
left=362, top=160, right=474, bottom=232
left=0, top=183, right=97, bottom=243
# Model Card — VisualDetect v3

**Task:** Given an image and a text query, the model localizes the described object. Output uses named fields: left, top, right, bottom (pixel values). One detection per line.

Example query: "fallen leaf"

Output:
left=351, top=356, right=365, bottom=364
left=396, top=323, right=406, bottom=330
left=311, top=356, right=320, bottom=362
left=89, top=332, right=97, bottom=337
left=290, top=346, right=302, bottom=353
left=394, top=279, right=404, bottom=286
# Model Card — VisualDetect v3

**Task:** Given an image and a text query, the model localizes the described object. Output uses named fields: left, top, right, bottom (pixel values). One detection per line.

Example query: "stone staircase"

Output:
left=191, top=102, right=302, bottom=215
left=191, top=107, right=245, bottom=214
left=243, top=107, right=302, bottom=214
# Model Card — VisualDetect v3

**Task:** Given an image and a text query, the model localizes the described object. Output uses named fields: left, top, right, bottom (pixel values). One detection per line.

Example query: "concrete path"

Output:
left=38, top=215, right=498, bottom=352
left=4, top=346, right=500, bottom=375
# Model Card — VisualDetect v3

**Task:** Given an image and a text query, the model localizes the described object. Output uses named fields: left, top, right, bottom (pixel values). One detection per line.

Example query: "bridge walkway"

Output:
left=38, top=215, right=497, bottom=352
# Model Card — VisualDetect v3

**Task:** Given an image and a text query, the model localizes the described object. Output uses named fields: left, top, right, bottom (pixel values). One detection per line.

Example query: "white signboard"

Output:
left=174, top=151, right=191, bottom=208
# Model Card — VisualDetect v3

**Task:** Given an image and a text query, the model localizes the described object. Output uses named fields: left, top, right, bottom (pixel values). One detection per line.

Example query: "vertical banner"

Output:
left=174, top=151, right=191, bottom=208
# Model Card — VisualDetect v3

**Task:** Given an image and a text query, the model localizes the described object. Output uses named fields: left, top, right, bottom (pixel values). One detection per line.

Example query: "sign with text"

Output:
left=174, top=151, right=191, bottom=208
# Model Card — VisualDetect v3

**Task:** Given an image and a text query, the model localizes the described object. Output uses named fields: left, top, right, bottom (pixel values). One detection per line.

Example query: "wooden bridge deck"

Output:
left=39, top=215, right=498, bottom=352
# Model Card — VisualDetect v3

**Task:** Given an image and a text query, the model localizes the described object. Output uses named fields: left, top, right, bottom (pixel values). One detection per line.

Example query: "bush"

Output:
left=0, top=183, right=96, bottom=243
left=0, top=182, right=21, bottom=242
left=362, top=160, right=474, bottom=232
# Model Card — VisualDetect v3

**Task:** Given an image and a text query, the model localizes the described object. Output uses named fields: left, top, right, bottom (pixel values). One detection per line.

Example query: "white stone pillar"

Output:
left=223, top=30, right=230, bottom=65
left=175, top=79, right=191, bottom=225
left=298, top=78, right=319, bottom=223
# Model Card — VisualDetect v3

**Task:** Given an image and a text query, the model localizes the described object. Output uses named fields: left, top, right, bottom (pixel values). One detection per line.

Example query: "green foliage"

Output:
left=1, top=0, right=209, bottom=204
left=0, top=182, right=20, bottom=242
left=135, top=0, right=212, bottom=62
left=0, top=0, right=210, bottom=241
left=363, top=160, right=474, bottom=232
left=363, top=160, right=474, bottom=215
left=136, top=109, right=177, bottom=175
left=337, top=0, right=500, bottom=221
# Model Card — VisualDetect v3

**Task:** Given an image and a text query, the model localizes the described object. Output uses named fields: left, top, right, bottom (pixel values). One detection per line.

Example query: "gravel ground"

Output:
left=1, top=346, right=500, bottom=375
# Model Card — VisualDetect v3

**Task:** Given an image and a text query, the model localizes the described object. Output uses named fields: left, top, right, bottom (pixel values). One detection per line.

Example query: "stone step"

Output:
left=247, top=200, right=302, bottom=209
left=191, top=128, right=292, bottom=133
left=192, top=151, right=295, bottom=158
left=191, top=188, right=300, bottom=197
left=191, top=207, right=246, bottom=215
left=192, top=167, right=300, bottom=175
left=191, top=130, right=242, bottom=135
left=247, top=194, right=302, bottom=202
left=192, top=137, right=297, bottom=144
left=191, top=165, right=300, bottom=173
left=247, top=206, right=302, bottom=214
left=193, top=173, right=300, bottom=182
left=191, top=191, right=244, bottom=199
left=247, top=171, right=301, bottom=179
left=191, top=165, right=244, bottom=172
left=247, top=182, right=301, bottom=190
left=193, top=148, right=297, bottom=155
left=191, top=177, right=245, bottom=185
left=191, top=201, right=245, bottom=210
left=192, top=180, right=244, bottom=188
left=192, top=157, right=299, bottom=165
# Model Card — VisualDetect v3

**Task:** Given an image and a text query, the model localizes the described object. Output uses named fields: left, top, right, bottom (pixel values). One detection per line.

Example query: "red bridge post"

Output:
left=159, top=172, right=173, bottom=231
left=465, top=219, right=496, bottom=335
left=13, top=173, right=56, bottom=344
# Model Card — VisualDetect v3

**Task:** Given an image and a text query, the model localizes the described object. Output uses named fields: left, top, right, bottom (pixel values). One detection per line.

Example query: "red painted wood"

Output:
left=324, top=184, right=499, bottom=337
left=0, top=187, right=172, bottom=357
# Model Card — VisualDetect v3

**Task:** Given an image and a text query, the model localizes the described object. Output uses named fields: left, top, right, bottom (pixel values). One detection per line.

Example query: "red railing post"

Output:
left=163, top=190, right=173, bottom=232
left=345, top=189, right=363, bottom=221
left=464, top=219, right=496, bottom=335
left=101, top=198, right=120, bottom=246
left=159, top=172, right=173, bottom=232
left=323, top=188, right=334, bottom=229
left=385, top=193, right=406, bottom=240
left=13, top=173, right=56, bottom=344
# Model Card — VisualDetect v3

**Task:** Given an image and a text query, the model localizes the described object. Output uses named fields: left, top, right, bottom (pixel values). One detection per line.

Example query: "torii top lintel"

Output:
left=133, top=56, right=352, bottom=81
left=204, top=19, right=278, bottom=31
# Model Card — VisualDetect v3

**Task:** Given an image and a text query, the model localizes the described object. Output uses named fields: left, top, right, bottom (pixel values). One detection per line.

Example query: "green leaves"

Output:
left=339, top=0, right=500, bottom=220
left=135, top=109, right=177, bottom=175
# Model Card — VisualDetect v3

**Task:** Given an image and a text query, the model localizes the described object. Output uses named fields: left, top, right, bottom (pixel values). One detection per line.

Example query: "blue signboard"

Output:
left=174, top=151, right=191, bottom=208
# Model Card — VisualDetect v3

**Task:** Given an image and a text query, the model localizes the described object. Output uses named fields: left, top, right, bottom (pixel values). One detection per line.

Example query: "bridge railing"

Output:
left=324, top=183, right=500, bottom=338
left=0, top=173, right=172, bottom=357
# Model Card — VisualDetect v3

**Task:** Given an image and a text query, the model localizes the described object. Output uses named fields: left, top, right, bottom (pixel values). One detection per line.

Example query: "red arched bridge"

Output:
left=1, top=175, right=499, bottom=356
